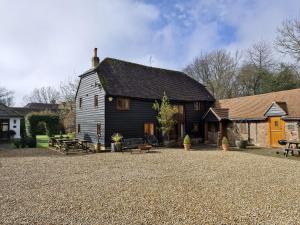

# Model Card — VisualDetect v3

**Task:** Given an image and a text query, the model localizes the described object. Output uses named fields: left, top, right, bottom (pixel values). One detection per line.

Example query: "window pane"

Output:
left=117, top=98, right=130, bottom=110
left=94, top=95, right=98, bottom=107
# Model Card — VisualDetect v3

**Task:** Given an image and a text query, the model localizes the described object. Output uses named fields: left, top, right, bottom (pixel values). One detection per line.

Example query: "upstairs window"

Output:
left=79, top=97, right=83, bottom=109
left=77, top=124, right=81, bottom=133
left=174, top=105, right=184, bottom=114
left=194, top=102, right=202, bottom=111
left=116, top=98, right=130, bottom=110
left=94, top=95, right=99, bottom=107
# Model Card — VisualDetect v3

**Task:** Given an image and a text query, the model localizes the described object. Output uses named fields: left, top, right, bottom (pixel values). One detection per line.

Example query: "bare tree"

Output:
left=276, top=19, right=300, bottom=61
left=184, top=50, right=240, bottom=99
left=239, top=41, right=274, bottom=95
left=0, top=86, right=14, bottom=106
left=59, top=77, right=79, bottom=103
left=23, top=86, right=60, bottom=104
left=246, top=40, right=274, bottom=70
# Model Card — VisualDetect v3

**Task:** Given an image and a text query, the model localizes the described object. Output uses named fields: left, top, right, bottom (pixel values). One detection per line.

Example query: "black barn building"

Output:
left=75, top=49, right=214, bottom=146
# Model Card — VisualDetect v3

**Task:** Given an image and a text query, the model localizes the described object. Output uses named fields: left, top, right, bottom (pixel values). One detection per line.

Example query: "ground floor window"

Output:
left=144, top=123, right=154, bottom=136
left=77, top=124, right=81, bottom=133
left=97, top=123, right=101, bottom=135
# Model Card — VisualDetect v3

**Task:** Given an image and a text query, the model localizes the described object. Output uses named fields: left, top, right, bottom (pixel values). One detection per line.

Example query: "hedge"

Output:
left=25, top=111, right=60, bottom=141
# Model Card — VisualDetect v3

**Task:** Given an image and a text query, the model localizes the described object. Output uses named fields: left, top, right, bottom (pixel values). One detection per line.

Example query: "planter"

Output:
left=235, top=140, right=247, bottom=149
left=184, top=144, right=191, bottom=151
left=111, top=143, right=116, bottom=152
left=115, top=143, right=122, bottom=152
left=222, top=143, right=229, bottom=151
left=95, top=143, right=101, bottom=153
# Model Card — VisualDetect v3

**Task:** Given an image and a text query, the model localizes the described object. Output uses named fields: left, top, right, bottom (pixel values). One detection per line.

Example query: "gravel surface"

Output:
left=0, top=148, right=299, bottom=225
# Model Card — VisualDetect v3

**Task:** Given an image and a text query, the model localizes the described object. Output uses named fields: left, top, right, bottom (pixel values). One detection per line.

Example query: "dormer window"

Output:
left=116, top=98, right=130, bottom=110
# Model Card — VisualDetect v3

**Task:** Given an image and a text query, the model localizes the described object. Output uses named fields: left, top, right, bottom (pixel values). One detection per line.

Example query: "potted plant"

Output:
left=222, top=136, right=229, bottom=151
left=111, top=133, right=123, bottom=152
left=183, top=135, right=191, bottom=151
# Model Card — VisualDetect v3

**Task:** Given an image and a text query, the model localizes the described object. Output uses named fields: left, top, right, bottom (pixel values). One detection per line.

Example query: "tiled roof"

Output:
left=216, top=88, right=300, bottom=120
left=203, top=108, right=229, bottom=121
left=80, top=58, right=215, bottom=102
left=0, top=103, right=22, bottom=118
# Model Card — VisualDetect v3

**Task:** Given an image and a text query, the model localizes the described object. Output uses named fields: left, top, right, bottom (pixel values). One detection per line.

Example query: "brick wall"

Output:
left=285, top=121, right=300, bottom=141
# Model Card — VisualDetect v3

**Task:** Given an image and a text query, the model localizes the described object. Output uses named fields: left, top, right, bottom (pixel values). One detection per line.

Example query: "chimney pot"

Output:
left=92, top=48, right=100, bottom=67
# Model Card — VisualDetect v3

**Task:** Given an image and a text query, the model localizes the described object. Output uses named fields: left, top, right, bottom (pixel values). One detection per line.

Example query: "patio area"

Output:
left=0, top=147, right=299, bottom=224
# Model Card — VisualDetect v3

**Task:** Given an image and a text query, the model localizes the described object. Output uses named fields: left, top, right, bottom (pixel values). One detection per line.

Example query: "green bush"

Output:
left=13, top=139, right=21, bottom=148
left=26, top=137, right=36, bottom=148
left=20, top=137, right=27, bottom=148
left=67, top=132, right=75, bottom=139
left=222, top=137, right=229, bottom=145
left=183, top=135, right=191, bottom=145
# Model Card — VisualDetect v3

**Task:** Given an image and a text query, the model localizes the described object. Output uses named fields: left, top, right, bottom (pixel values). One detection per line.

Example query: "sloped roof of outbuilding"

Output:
left=216, top=88, right=300, bottom=120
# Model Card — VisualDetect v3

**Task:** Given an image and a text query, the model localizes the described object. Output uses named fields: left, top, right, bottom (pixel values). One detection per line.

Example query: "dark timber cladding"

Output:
left=75, top=56, right=215, bottom=146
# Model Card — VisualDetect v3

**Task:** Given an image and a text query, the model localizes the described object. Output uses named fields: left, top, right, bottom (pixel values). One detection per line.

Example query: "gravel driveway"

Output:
left=0, top=148, right=299, bottom=225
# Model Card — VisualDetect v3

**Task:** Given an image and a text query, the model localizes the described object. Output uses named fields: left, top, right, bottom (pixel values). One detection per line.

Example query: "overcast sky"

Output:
left=1, top=0, right=300, bottom=106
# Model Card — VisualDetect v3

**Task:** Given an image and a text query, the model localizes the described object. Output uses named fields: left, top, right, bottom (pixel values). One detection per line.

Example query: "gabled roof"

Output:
left=79, top=58, right=215, bottom=102
left=264, top=102, right=287, bottom=117
left=0, top=103, right=22, bottom=118
left=216, top=88, right=300, bottom=120
left=203, top=108, right=229, bottom=121
left=24, top=103, right=59, bottom=110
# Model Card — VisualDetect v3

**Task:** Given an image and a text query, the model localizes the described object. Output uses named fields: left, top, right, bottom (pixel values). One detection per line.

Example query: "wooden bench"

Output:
left=122, top=138, right=147, bottom=153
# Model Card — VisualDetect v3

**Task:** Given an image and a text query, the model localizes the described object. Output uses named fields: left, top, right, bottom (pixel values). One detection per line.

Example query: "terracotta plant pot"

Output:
left=184, top=144, right=191, bottom=151
left=222, top=143, right=229, bottom=151
left=95, top=143, right=101, bottom=153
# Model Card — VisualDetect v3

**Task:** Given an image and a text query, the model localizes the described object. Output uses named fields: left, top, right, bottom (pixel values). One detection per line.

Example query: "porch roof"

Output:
left=203, top=108, right=229, bottom=121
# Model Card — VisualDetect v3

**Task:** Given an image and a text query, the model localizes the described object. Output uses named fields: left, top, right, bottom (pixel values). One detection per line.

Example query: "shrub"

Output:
left=222, top=137, right=228, bottom=145
left=67, top=132, right=75, bottom=139
left=183, top=135, right=191, bottom=145
left=111, top=133, right=123, bottom=143
left=13, top=139, right=21, bottom=148
left=20, top=137, right=27, bottom=148
left=26, top=137, right=36, bottom=148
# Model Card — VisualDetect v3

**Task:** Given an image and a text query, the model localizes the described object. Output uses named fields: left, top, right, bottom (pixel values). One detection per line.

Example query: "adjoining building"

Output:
left=0, top=103, right=22, bottom=140
left=203, top=88, right=300, bottom=147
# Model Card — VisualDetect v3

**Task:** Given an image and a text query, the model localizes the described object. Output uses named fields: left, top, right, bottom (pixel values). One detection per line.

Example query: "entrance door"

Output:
left=269, top=117, right=285, bottom=147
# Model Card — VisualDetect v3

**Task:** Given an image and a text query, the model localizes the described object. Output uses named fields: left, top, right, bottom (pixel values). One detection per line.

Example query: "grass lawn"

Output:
left=36, top=135, right=49, bottom=148
left=0, top=147, right=299, bottom=224
left=36, top=134, right=75, bottom=148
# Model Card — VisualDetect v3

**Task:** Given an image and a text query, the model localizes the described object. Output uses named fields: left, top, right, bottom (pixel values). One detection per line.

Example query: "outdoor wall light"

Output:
left=108, top=97, right=113, bottom=102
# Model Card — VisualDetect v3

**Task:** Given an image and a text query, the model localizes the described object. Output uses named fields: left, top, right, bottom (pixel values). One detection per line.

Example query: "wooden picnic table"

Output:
left=78, top=140, right=89, bottom=152
left=284, top=140, right=300, bottom=157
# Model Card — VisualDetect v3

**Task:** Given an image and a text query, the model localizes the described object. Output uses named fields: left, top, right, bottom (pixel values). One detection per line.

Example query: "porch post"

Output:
left=219, top=121, right=223, bottom=147
left=204, top=122, right=208, bottom=143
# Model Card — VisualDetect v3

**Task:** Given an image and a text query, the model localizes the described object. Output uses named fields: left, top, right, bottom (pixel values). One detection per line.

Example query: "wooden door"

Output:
left=269, top=117, right=285, bottom=147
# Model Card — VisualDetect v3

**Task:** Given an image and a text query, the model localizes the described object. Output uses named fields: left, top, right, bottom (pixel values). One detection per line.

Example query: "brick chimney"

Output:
left=92, top=48, right=100, bottom=67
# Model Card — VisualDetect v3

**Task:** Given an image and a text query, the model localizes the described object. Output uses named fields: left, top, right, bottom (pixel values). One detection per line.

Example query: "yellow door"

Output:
left=269, top=117, right=285, bottom=147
